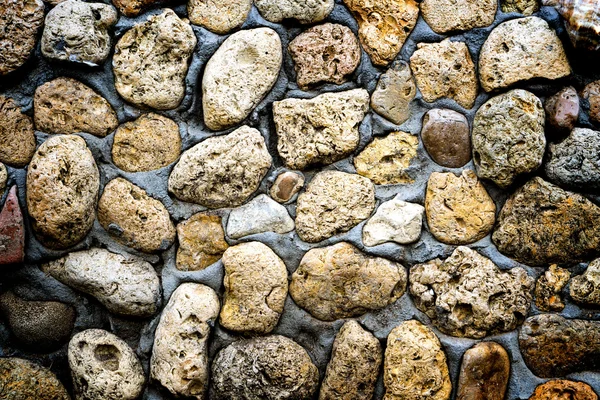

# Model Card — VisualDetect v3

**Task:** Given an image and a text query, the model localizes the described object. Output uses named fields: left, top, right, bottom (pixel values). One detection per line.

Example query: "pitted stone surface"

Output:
left=570, top=258, right=600, bottom=307
left=421, top=0, right=497, bottom=34
left=545, top=86, right=579, bottom=134
left=0, top=164, right=6, bottom=198
left=362, top=196, right=424, bottom=246
left=529, top=380, right=598, bottom=400
left=456, top=342, right=510, bottom=400
left=582, top=80, right=600, bottom=124
left=421, top=108, right=471, bottom=168
left=176, top=213, right=229, bottom=271
left=0, top=96, right=37, bottom=167
left=254, top=0, right=334, bottom=24
left=535, top=264, right=570, bottom=312
left=501, top=0, right=540, bottom=15
left=0, top=0, right=44, bottom=75
left=111, top=0, right=163, bottom=16
left=226, top=194, right=294, bottom=239
left=371, top=61, right=417, bottom=125
left=0, top=357, right=70, bottom=400
left=188, top=0, right=252, bottom=34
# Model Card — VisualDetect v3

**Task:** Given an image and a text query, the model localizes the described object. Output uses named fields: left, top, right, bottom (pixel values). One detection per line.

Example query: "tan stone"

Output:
left=269, top=171, right=304, bottom=203
left=371, top=61, right=417, bottom=125
left=421, top=0, right=496, bottom=33
left=582, top=80, right=600, bottom=124
left=529, top=380, right=598, bottom=400
left=535, top=264, right=570, bottom=312
left=570, top=258, right=600, bottom=307
left=0, top=96, right=36, bottom=167
left=0, top=163, right=6, bottom=198
left=457, top=342, right=510, bottom=400
left=188, top=0, right=252, bottom=34
left=111, top=0, right=164, bottom=16
left=502, top=0, right=540, bottom=15
left=0, top=358, right=70, bottom=400
left=0, top=0, right=44, bottom=75
left=176, top=213, right=228, bottom=271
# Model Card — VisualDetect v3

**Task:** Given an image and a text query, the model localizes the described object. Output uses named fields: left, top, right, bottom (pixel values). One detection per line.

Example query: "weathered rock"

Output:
left=0, top=96, right=37, bottom=167
left=362, top=195, right=424, bottom=246
left=422, top=109, right=471, bottom=168
left=220, top=242, right=287, bottom=334
left=472, top=89, right=546, bottom=188
left=371, top=61, right=417, bottom=125
left=570, top=258, right=600, bottom=307
left=226, top=194, right=294, bottom=239
left=274, top=89, right=369, bottom=170
left=176, top=213, right=228, bottom=271
left=421, top=0, right=496, bottom=33
left=541, top=0, right=600, bottom=52
left=384, top=320, right=452, bottom=400
left=68, top=329, right=145, bottom=400
left=27, top=135, right=99, bottom=249
left=111, top=0, right=163, bottom=17
left=290, top=242, right=407, bottom=321
left=203, top=28, right=282, bottom=130
left=212, top=335, right=319, bottom=400
left=319, top=320, right=382, bottom=400
left=112, top=113, right=181, bottom=172
left=269, top=171, right=304, bottom=203
left=0, top=164, right=5, bottom=197
left=410, top=246, right=534, bottom=338
left=0, top=0, right=44, bottom=75
left=456, top=342, right=510, bottom=400
left=295, top=171, right=375, bottom=243
left=151, top=283, right=219, bottom=399
left=98, top=178, right=176, bottom=253
left=113, top=9, right=196, bottom=110
left=535, top=264, right=570, bottom=312
left=529, top=380, right=598, bottom=400
left=188, top=0, right=252, bottom=34
left=410, top=39, right=478, bottom=109
left=254, top=0, right=334, bottom=24
left=501, top=0, right=540, bottom=15
left=582, top=80, right=600, bottom=124
left=0, top=186, right=24, bottom=265
left=545, top=86, right=579, bottom=134
left=34, top=77, right=119, bottom=137
left=0, top=357, right=70, bottom=400
left=168, top=126, right=272, bottom=208
left=479, top=17, right=571, bottom=92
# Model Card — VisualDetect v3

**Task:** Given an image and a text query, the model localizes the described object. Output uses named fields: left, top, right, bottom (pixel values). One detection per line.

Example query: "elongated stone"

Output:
left=421, top=0, right=497, bottom=33
left=456, top=342, right=510, bottom=400
left=0, top=186, right=24, bottom=265
left=188, top=0, right=252, bottom=34
left=0, top=96, right=37, bottom=167
left=226, top=194, right=295, bottom=239
left=254, top=0, right=334, bottom=24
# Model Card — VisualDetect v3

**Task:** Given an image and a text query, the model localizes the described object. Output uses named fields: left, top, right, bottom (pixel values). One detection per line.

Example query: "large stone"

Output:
left=410, top=246, right=534, bottom=338
left=269, top=171, right=304, bottom=203
left=362, top=196, right=424, bottom=246
left=168, top=126, right=272, bottom=208
left=0, top=0, right=44, bottom=75
left=188, top=0, right=252, bottom=34
left=457, top=342, right=510, bottom=400
left=176, top=213, right=229, bottom=271
left=529, top=380, right=598, bottom=400
left=541, top=0, right=600, bottom=52
left=0, top=357, right=70, bottom=400
left=290, top=242, right=406, bottom=321
left=421, top=0, right=496, bottom=33
left=203, top=28, right=282, bottom=131
left=535, top=264, right=570, bottom=312
left=295, top=171, right=375, bottom=243
left=371, top=61, right=417, bottom=125
left=0, top=186, right=25, bottom=265
left=545, top=86, right=579, bottom=134
left=111, top=0, right=163, bottom=16
left=421, top=108, right=471, bottom=168
left=274, top=89, right=369, bottom=170
left=582, top=80, right=600, bottom=124
left=570, top=258, right=600, bottom=307
left=254, top=0, right=334, bottom=24
left=113, top=9, right=196, bottom=110
left=226, top=194, right=294, bottom=239
left=0, top=96, right=37, bottom=167
left=501, top=0, right=539, bottom=15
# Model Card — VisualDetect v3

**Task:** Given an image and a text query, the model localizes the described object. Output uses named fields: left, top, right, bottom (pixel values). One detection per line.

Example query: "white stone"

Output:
left=226, top=194, right=295, bottom=239
left=362, top=196, right=424, bottom=246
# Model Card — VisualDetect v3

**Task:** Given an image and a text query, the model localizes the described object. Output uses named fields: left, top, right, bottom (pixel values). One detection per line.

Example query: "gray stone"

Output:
left=362, top=196, right=424, bottom=246
left=188, top=0, right=252, bottom=34
left=254, top=0, right=334, bottom=24
left=371, top=61, right=417, bottom=125
left=570, top=258, right=600, bottom=307
left=226, top=194, right=294, bottom=239
left=421, top=0, right=496, bottom=33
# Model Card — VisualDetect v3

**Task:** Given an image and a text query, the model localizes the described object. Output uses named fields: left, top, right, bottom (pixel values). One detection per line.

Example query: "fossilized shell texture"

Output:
left=543, top=0, right=600, bottom=52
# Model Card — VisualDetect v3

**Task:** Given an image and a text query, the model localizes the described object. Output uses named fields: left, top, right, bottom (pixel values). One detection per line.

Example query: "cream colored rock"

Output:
left=254, top=0, right=334, bottom=24
left=570, top=258, right=600, bottom=307
left=0, top=96, right=37, bottom=167
left=226, top=194, right=295, bottom=239
left=188, top=0, right=252, bottom=34
left=176, top=213, right=229, bottom=271
left=502, top=0, right=539, bottom=15
left=535, top=264, right=570, bottom=312
left=421, top=0, right=496, bottom=33
left=363, top=196, right=424, bottom=246
left=0, top=163, right=6, bottom=198
left=371, top=61, right=417, bottom=125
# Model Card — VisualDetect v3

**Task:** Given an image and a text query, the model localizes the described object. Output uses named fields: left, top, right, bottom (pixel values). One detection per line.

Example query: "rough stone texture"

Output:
left=535, top=264, right=570, bottom=312
left=168, top=125, right=272, bottom=208
left=288, top=23, right=360, bottom=89
left=69, top=329, right=145, bottom=400
left=295, top=170, right=375, bottom=243
left=456, top=342, right=510, bottom=400
left=111, top=0, right=163, bottom=17
left=582, top=80, right=600, bottom=124
left=112, top=113, right=181, bottom=172
left=269, top=171, right=304, bottom=203
left=421, top=0, right=497, bottom=33
left=42, top=248, right=161, bottom=317
left=371, top=61, right=416, bottom=125
left=410, top=39, right=478, bottom=109
left=176, top=213, right=228, bottom=272
left=354, top=131, right=418, bottom=185
left=0, top=164, right=5, bottom=197
left=0, top=186, right=25, bottom=265
left=113, top=9, right=196, bottom=110
left=362, top=195, right=424, bottom=246
left=0, top=96, right=37, bottom=167
left=529, top=380, right=598, bottom=400
left=98, top=178, right=176, bottom=253
left=502, top=0, right=540, bottom=15
left=27, top=135, right=99, bottom=250
left=410, top=246, right=534, bottom=338
left=0, top=357, right=70, bottom=400
left=220, top=242, right=288, bottom=334
left=211, top=335, right=319, bottom=400
left=0, top=0, right=44, bottom=75
left=151, top=283, right=219, bottom=399
left=290, top=242, right=407, bottom=321
left=425, top=170, right=496, bottom=245
left=319, top=320, right=382, bottom=400
left=254, top=0, right=334, bottom=24
left=421, top=108, right=471, bottom=168
left=274, top=89, right=369, bottom=170
left=542, top=0, right=600, bottom=52
left=493, top=177, right=600, bottom=266
left=472, top=89, right=546, bottom=188
left=226, top=194, right=294, bottom=239
left=479, top=17, right=571, bottom=92
left=570, top=258, right=600, bottom=307
left=34, top=77, right=119, bottom=137
left=203, top=27, right=282, bottom=131
left=188, top=0, right=252, bottom=34
left=384, top=320, right=452, bottom=400
left=545, top=86, right=579, bottom=134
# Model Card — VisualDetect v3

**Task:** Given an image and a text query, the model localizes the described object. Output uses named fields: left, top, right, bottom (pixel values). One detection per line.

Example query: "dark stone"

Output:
left=545, top=86, right=579, bottom=134
left=0, top=186, right=24, bottom=265
left=583, top=80, right=600, bottom=125
left=421, top=108, right=471, bottom=168
left=0, top=357, right=70, bottom=399
left=457, top=342, right=510, bottom=400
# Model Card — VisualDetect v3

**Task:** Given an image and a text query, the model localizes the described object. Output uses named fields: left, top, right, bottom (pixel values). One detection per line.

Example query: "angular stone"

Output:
left=274, top=89, right=369, bottom=170
left=0, top=357, right=70, bottom=400
left=421, top=108, right=471, bottom=168
left=570, top=258, right=600, bottom=307
left=472, top=89, right=546, bottom=188
left=176, top=213, right=228, bottom=272
left=583, top=80, right=600, bottom=124
left=545, top=86, right=579, bottom=134
left=113, top=9, right=196, bottom=110
left=168, top=126, right=272, bottom=208
left=226, top=194, right=294, bottom=239
left=254, top=0, right=334, bottom=24
left=371, top=61, right=417, bottom=125
left=529, top=380, right=598, bottom=400
left=535, top=264, right=570, bottom=312
left=220, top=242, right=288, bottom=334
left=98, top=178, right=176, bottom=253
left=203, top=27, right=282, bottom=131
left=188, top=0, right=252, bottom=34
left=501, top=0, right=540, bottom=15
left=410, top=247, right=533, bottom=338
left=27, top=135, right=99, bottom=249
left=0, top=0, right=44, bottom=75
left=0, top=96, right=37, bottom=167
left=362, top=196, right=424, bottom=246
left=296, top=171, right=375, bottom=243
left=269, top=171, right=304, bottom=203
left=151, top=283, right=219, bottom=399
left=111, top=0, right=163, bottom=16
left=0, top=186, right=24, bottom=265
left=479, top=17, right=570, bottom=92
left=456, top=342, right=510, bottom=400
left=421, top=0, right=496, bottom=33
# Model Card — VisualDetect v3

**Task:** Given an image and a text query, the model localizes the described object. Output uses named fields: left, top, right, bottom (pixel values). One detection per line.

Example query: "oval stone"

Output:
left=457, top=342, right=510, bottom=400
left=0, top=96, right=37, bottom=167
left=529, top=380, right=598, bottom=400
left=0, top=357, right=70, bottom=400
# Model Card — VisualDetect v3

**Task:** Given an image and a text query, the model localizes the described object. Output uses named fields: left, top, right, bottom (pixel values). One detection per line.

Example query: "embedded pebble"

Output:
left=269, top=171, right=304, bottom=203
left=362, top=195, right=424, bottom=246
left=529, top=380, right=598, bottom=400
left=188, top=0, right=252, bottom=34
left=421, top=108, right=471, bottom=168
left=0, top=357, right=70, bottom=400
left=456, top=342, right=510, bottom=400
left=421, top=0, right=496, bottom=33
left=371, top=60, right=417, bottom=125
left=545, top=86, right=579, bottom=134
left=176, top=213, right=229, bottom=271
left=111, top=0, right=163, bottom=16
left=501, top=0, right=540, bottom=15
left=0, top=96, right=37, bottom=167
left=0, top=0, right=44, bottom=75
left=582, top=80, right=600, bottom=124
left=0, top=186, right=24, bottom=265
left=226, top=194, right=294, bottom=239
left=254, top=0, right=334, bottom=24
left=570, top=258, right=600, bottom=307
left=535, top=264, right=570, bottom=312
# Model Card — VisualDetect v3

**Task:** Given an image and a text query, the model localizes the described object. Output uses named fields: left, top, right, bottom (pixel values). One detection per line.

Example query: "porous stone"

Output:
left=211, top=335, right=319, bottom=400
left=113, top=9, right=196, bottom=110
left=168, top=126, right=272, bottom=208
left=384, top=320, right=452, bottom=400
left=226, top=194, right=294, bottom=239
left=319, top=320, right=382, bottom=400
left=545, top=86, right=579, bottom=134
left=0, top=96, right=37, bottom=167
left=479, top=17, right=571, bottom=92
left=371, top=61, right=417, bottom=125
left=0, top=186, right=25, bottom=265
left=269, top=171, right=304, bottom=203
left=421, top=0, right=497, bottom=33
left=254, top=0, right=334, bottom=24
left=203, top=27, right=282, bottom=130
left=472, top=89, right=546, bottom=188
left=456, top=342, right=510, bottom=400
left=98, top=178, right=176, bottom=253
left=151, top=283, right=219, bottom=399
left=111, top=0, right=163, bottom=16
left=274, top=89, right=369, bottom=170
left=501, top=0, right=540, bottom=15
left=220, top=242, right=288, bottom=334
left=529, top=380, right=598, bottom=400
left=570, top=258, right=600, bottom=307
left=582, top=80, right=600, bottom=124
left=421, top=108, right=471, bottom=168
left=188, top=0, right=252, bottom=34
left=290, top=242, right=407, bottom=321
left=535, top=264, right=570, bottom=312
left=362, top=195, right=424, bottom=246
left=295, top=170, right=375, bottom=243
left=410, top=39, right=478, bottom=109
left=176, top=213, right=228, bottom=272
left=27, top=135, right=99, bottom=249
left=0, top=0, right=44, bottom=75
left=410, top=246, right=534, bottom=338
left=0, top=357, right=70, bottom=400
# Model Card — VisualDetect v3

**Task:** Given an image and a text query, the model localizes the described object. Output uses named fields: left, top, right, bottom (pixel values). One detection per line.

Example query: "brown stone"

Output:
left=176, top=213, right=228, bottom=271
left=0, top=0, right=44, bottom=75
left=111, top=0, right=166, bottom=17
left=529, top=380, right=598, bottom=400
left=371, top=61, right=417, bottom=125
left=583, top=80, right=600, bottom=125
left=535, top=264, right=570, bottom=312
left=570, top=258, right=600, bottom=307
left=0, top=186, right=24, bottom=265
left=0, top=357, right=70, bottom=400
left=270, top=171, right=304, bottom=203
left=421, top=0, right=497, bottom=33
left=457, top=342, right=510, bottom=400
left=502, top=0, right=540, bottom=15
left=0, top=96, right=37, bottom=167
left=545, top=86, right=579, bottom=134
left=422, top=109, right=471, bottom=168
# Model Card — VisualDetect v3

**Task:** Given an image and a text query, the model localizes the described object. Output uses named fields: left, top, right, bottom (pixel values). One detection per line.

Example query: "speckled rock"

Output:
left=570, top=258, right=600, bottom=307
left=472, top=89, right=546, bottom=188
left=168, top=126, right=272, bottom=208
left=203, top=27, right=282, bottom=131
left=188, top=0, right=252, bottom=34
left=0, top=357, right=70, bottom=400
left=290, top=242, right=407, bottom=321
left=176, top=213, right=228, bottom=271
left=384, top=320, right=452, bottom=400
left=270, top=171, right=304, bottom=203
left=111, top=0, right=163, bottom=16
left=421, top=0, right=496, bottom=33
left=529, top=380, right=598, bottom=400
left=456, top=342, right=510, bottom=400
left=0, top=186, right=24, bottom=265
left=535, top=264, right=570, bottom=312
left=226, top=194, right=294, bottom=239
left=0, top=164, right=6, bottom=197
left=319, top=320, right=382, bottom=400
left=274, top=89, right=369, bottom=170
left=27, top=135, right=99, bottom=250
left=0, top=96, right=37, bottom=167
left=421, top=108, right=471, bottom=168
left=0, top=0, right=44, bottom=75
left=371, top=61, right=417, bottom=125
left=113, top=9, right=196, bottom=110
left=362, top=195, right=424, bottom=246
left=98, top=178, right=176, bottom=253
left=151, top=283, right=219, bottom=399
left=501, top=0, right=539, bottom=15
left=582, top=80, right=600, bottom=124
left=545, top=86, right=579, bottom=134
left=254, top=0, right=334, bottom=24
left=479, top=17, right=571, bottom=92
left=295, top=170, right=375, bottom=243
left=211, top=335, right=319, bottom=400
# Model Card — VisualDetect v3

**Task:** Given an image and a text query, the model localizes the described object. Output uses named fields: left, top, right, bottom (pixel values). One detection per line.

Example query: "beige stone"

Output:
left=176, top=213, right=228, bottom=271
left=421, top=0, right=496, bottom=33
left=371, top=61, right=417, bottom=125
left=0, top=0, right=44, bottom=75
left=111, top=0, right=163, bottom=16
left=0, top=163, right=6, bottom=198
left=254, top=0, right=334, bottom=24
left=570, top=258, right=600, bottom=307
left=0, top=96, right=37, bottom=167
left=188, top=0, right=252, bottom=34
left=501, top=0, right=540, bottom=15
left=362, top=196, right=424, bottom=246
left=269, top=171, right=304, bottom=203
left=535, top=264, right=570, bottom=312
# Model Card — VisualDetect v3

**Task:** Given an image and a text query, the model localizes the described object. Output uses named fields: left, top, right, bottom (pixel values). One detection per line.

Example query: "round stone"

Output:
left=0, top=96, right=37, bottom=167
left=0, top=357, right=70, bottom=400
left=545, top=86, right=579, bottom=134
left=421, top=108, right=471, bottom=168
left=176, top=213, right=229, bottom=271
left=0, top=0, right=44, bottom=75
left=269, top=171, right=304, bottom=203
left=188, top=0, right=252, bottom=34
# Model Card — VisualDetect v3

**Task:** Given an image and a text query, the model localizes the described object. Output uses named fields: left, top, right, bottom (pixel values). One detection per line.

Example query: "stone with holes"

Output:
left=0, top=186, right=24, bottom=265
left=545, top=86, right=579, bottom=134
left=188, top=0, right=252, bottom=34
left=529, top=380, right=598, bottom=400
left=0, top=357, right=70, bottom=400
left=371, top=61, right=417, bottom=125
left=254, top=0, right=334, bottom=24
left=0, top=96, right=37, bottom=167
left=0, top=0, right=44, bottom=75
left=535, top=264, right=570, bottom=312
left=421, top=0, right=496, bottom=33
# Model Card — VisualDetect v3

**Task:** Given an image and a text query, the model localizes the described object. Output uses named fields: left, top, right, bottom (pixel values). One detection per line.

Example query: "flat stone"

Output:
left=226, top=194, right=294, bottom=239
left=545, top=86, right=579, bottom=134
left=0, top=357, right=70, bottom=400
left=371, top=61, right=417, bottom=125
left=176, top=213, right=228, bottom=271
left=421, top=0, right=496, bottom=33
left=269, top=171, right=304, bottom=203
left=570, top=258, right=600, bottom=307
left=456, top=342, right=510, bottom=400
left=254, top=0, right=334, bottom=24
left=274, top=89, right=369, bottom=170
left=0, top=96, right=37, bottom=167
left=362, top=196, right=424, bottom=246
left=111, top=0, right=163, bottom=16
left=290, top=242, right=406, bottom=321
left=583, top=80, right=600, bottom=124
left=0, top=0, right=44, bottom=75
left=203, top=27, right=282, bottom=130
left=529, top=380, right=598, bottom=400
left=422, top=108, right=471, bottom=168
left=501, top=0, right=540, bottom=15
left=0, top=186, right=24, bottom=265
left=188, top=0, right=252, bottom=34
left=535, top=264, right=570, bottom=312
left=410, top=246, right=534, bottom=338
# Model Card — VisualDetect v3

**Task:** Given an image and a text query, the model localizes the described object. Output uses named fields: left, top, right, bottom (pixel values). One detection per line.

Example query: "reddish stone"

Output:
left=0, top=186, right=24, bottom=265
left=545, top=86, right=579, bottom=133
left=529, top=380, right=598, bottom=400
